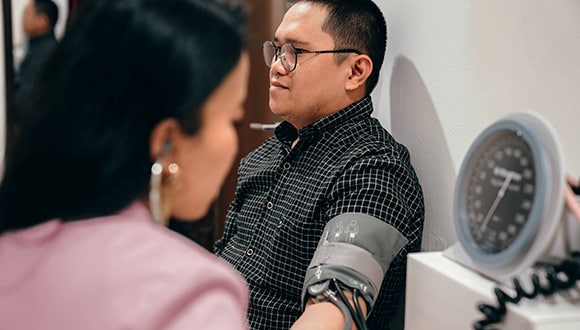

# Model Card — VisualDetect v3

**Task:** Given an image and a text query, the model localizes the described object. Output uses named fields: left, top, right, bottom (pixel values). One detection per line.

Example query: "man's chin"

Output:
left=268, top=101, right=286, bottom=117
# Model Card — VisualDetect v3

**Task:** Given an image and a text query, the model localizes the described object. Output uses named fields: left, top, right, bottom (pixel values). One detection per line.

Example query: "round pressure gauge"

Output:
left=452, top=112, right=565, bottom=280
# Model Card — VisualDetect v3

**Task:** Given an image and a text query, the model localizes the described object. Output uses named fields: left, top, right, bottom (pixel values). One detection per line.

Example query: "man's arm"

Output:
left=293, top=155, right=424, bottom=329
left=291, top=295, right=367, bottom=330
left=296, top=213, right=407, bottom=329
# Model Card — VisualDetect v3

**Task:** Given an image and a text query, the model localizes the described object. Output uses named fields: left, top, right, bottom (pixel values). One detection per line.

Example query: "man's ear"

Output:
left=149, top=119, right=180, bottom=160
left=345, top=55, right=373, bottom=92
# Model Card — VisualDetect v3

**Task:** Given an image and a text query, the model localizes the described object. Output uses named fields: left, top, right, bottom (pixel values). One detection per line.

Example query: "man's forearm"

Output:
left=291, top=291, right=368, bottom=330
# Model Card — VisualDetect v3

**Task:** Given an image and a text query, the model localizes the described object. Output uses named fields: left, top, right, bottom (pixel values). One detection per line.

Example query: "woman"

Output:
left=0, top=0, right=250, bottom=329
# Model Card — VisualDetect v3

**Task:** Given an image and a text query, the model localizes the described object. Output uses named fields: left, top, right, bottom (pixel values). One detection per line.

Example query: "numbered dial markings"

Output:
left=465, top=131, right=535, bottom=254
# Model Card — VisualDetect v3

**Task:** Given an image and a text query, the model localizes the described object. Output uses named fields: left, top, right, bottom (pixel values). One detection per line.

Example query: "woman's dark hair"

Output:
left=0, top=0, right=247, bottom=233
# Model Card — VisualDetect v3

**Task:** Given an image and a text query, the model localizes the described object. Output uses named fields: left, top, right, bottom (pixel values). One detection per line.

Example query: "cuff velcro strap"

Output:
left=302, top=213, right=408, bottom=311
left=309, top=242, right=384, bottom=294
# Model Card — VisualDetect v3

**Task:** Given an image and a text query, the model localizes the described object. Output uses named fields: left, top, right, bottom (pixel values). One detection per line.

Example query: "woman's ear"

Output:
left=345, top=55, right=373, bottom=92
left=149, top=119, right=180, bottom=159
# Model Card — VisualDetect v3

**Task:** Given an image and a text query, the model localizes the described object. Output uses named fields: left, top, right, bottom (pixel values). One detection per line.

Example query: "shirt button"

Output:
left=246, top=248, right=254, bottom=256
left=266, top=201, right=273, bottom=209
left=283, top=162, right=291, bottom=170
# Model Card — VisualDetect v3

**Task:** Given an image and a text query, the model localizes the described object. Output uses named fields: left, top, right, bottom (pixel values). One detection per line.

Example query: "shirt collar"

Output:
left=275, top=96, right=373, bottom=147
left=29, top=31, right=56, bottom=45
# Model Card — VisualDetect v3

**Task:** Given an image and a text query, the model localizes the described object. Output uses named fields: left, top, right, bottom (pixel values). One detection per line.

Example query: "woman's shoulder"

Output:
left=0, top=202, right=249, bottom=329
left=72, top=202, right=242, bottom=282
left=89, top=208, right=248, bottom=328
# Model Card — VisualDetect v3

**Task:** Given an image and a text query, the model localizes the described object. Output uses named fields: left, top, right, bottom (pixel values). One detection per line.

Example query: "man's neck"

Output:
left=28, top=30, right=55, bottom=42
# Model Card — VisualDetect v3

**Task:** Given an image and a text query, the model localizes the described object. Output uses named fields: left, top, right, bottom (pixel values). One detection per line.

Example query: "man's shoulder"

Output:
left=338, top=119, right=407, bottom=156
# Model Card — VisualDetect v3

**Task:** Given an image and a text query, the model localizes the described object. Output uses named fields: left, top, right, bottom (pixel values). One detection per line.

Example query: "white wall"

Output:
left=372, top=0, right=580, bottom=251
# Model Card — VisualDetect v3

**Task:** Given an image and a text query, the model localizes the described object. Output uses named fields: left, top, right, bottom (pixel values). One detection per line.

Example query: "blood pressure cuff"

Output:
left=302, top=213, right=408, bottom=311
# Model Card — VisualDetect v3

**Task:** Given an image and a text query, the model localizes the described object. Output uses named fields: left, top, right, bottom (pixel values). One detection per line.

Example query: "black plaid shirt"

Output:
left=215, top=96, right=425, bottom=330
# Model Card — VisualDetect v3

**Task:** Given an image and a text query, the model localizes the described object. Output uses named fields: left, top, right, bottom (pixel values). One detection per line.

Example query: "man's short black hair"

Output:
left=34, top=0, right=59, bottom=30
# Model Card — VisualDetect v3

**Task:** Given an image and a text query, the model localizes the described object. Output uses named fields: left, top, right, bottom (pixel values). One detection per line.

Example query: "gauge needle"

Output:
left=478, top=172, right=514, bottom=235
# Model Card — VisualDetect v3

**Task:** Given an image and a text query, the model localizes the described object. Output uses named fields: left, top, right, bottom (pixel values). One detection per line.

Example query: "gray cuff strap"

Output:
left=316, top=213, right=409, bottom=270
left=302, top=213, right=409, bottom=309
left=309, top=242, right=384, bottom=293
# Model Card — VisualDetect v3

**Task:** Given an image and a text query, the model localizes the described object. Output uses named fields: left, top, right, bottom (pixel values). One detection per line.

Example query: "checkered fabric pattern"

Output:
left=215, top=96, right=425, bottom=330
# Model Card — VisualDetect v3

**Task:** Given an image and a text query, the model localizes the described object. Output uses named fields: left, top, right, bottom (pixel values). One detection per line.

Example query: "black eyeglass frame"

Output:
left=262, top=40, right=362, bottom=72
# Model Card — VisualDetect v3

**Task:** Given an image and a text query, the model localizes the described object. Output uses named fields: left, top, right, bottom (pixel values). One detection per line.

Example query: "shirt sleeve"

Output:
left=324, top=153, right=424, bottom=253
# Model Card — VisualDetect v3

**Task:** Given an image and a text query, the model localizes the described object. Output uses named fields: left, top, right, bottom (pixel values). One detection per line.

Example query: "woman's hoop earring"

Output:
left=149, top=161, right=180, bottom=226
left=149, top=140, right=179, bottom=226
left=149, top=161, right=164, bottom=225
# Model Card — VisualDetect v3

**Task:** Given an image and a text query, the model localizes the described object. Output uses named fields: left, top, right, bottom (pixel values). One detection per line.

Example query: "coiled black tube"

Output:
left=473, top=252, right=580, bottom=330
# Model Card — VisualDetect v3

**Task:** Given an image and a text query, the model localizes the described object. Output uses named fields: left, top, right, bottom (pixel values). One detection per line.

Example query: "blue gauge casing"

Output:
left=453, top=115, right=551, bottom=268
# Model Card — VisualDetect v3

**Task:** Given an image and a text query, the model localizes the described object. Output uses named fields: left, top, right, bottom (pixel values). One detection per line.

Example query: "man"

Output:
left=14, top=0, right=59, bottom=113
left=215, top=1, right=425, bottom=329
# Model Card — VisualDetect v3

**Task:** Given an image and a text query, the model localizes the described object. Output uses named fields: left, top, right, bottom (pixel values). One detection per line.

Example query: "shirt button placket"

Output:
left=274, top=161, right=292, bottom=229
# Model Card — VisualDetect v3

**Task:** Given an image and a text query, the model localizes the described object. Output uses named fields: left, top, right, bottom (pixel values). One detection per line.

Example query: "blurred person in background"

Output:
left=9, top=0, right=59, bottom=152
left=13, top=0, right=59, bottom=114
left=0, top=0, right=250, bottom=329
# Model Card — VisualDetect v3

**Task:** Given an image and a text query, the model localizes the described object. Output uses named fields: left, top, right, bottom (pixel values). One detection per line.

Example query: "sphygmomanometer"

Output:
left=302, top=213, right=408, bottom=330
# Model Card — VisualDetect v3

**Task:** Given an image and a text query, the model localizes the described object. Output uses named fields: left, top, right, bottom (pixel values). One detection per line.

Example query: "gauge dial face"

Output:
left=464, top=130, right=536, bottom=254
left=453, top=112, right=563, bottom=274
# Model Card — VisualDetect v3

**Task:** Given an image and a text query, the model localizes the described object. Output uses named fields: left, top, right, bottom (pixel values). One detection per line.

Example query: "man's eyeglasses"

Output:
left=262, top=41, right=361, bottom=73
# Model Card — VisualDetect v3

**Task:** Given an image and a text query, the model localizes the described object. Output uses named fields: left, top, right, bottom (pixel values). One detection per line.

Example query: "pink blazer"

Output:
left=0, top=202, right=248, bottom=329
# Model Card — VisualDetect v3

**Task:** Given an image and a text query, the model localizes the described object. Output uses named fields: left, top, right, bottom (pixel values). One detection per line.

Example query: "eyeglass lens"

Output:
left=262, top=42, right=296, bottom=72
